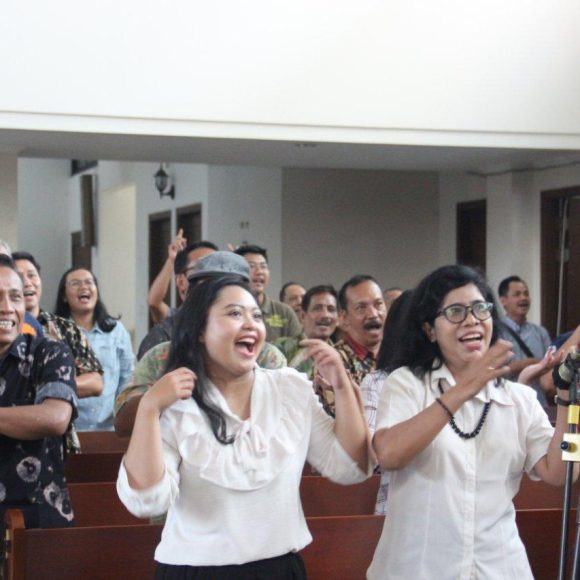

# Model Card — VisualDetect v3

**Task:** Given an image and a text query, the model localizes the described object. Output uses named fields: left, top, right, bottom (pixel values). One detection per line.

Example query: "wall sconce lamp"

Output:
left=154, top=164, right=175, bottom=199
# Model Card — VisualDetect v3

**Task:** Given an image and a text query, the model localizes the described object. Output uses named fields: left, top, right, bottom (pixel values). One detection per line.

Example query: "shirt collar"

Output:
left=87, top=323, right=104, bottom=335
left=502, top=316, right=527, bottom=333
left=429, top=360, right=514, bottom=406
left=4, top=334, right=33, bottom=362
left=345, top=333, right=374, bottom=361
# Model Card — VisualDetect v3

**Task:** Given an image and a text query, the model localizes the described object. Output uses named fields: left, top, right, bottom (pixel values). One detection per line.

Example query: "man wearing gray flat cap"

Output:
left=137, top=252, right=250, bottom=359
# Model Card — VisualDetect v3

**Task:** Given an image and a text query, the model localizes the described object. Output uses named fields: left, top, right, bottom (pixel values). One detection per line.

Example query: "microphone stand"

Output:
left=558, top=370, right=579, bottom=580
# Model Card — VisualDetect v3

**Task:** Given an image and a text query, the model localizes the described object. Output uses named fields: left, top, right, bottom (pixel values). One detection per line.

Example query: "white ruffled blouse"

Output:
left=117, top=367, right=368, bottom=566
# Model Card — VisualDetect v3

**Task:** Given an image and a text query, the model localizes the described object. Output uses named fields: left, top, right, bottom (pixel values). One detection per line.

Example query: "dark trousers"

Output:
left=155, top=552, right=307, bottom=580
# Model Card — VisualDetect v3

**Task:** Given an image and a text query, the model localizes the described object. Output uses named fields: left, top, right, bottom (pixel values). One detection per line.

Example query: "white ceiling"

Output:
left=2, top=128, right=580, bottom=174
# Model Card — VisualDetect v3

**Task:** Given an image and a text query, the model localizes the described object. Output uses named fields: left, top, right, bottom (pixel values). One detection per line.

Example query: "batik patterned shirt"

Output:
left=334, top=334, right=377, bottom=386
left=0, top=334, right=78, bottom=529
left=37, top=310, right=103, bottom=376
left=37, top=310, right=102, bottom=451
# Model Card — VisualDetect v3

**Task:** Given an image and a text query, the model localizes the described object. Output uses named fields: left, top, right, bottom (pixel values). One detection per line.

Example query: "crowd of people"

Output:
left=1, top=231, right=579, bottom=579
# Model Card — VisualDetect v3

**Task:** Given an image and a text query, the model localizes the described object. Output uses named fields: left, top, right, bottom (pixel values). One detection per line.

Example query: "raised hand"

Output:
left=518, top=346, right=559, bottom=386
left=456, top=339, right=513, bottom=399
left=143, top=367, right=196, bottom=414
left=300, top=339, right=350, bottom=391
left=168, top=229, right=187, bottom=261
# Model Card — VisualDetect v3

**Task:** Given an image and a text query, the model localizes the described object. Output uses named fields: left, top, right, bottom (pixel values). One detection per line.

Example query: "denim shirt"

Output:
left=76, top=321, right=135, bottom=431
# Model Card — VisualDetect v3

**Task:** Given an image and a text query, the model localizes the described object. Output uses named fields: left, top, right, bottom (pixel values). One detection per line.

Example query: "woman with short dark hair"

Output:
left=368, top=265, right=573, bottom=579
left=118, top=275, right=370, bottom=579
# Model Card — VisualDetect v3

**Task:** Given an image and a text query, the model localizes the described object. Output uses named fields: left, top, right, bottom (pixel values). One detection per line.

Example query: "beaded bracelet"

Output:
left=554, top=395, right=572, bottom=407
left=435, top=397, right=454, bottom=419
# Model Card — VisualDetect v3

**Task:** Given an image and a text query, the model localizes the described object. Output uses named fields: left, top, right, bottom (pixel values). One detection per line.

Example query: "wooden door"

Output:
left=456, top=200, right=486, bottom=273
left=148, top=211, right=171, bottom=328
left=541, top=187, right=580, bottom=336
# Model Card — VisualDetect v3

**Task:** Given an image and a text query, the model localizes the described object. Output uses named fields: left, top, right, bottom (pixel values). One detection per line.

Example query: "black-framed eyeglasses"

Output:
left=436, top=301, right=494, bottom=324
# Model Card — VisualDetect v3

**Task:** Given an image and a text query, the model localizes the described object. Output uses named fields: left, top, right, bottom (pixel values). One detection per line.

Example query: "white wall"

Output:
left=2, top=2, right=580, bottom=151
left=94, top=161, right=210, bottom=342
left=17, top=157, right=580, bottom=344
left=0, top=155, right=18, bottom=249
left=207, top=166, right=283, bottom=292
left=98, top=184, right=137, bottom=340
left=439, top=162, right=580, bottom=325
left=438, top=172, right=486, bottom=265
left=17, top=158, right=70, bottom=311
left=282, top=169, right=440, bottom=292
left=58, top=160, right=210, bottom=342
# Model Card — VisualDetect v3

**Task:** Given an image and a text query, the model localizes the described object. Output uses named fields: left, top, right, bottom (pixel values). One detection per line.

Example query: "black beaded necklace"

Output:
left=437, top=381, right=491, bottom=440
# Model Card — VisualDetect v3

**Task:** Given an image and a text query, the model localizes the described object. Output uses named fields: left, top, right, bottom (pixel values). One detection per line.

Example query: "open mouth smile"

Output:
left=235, top=336, right=258, bottom=355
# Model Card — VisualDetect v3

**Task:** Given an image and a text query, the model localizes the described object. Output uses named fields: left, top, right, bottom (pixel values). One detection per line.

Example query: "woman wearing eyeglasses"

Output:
left=55, top=268, right=134, bottom=431
left=368, top=265, right=573, bottom=579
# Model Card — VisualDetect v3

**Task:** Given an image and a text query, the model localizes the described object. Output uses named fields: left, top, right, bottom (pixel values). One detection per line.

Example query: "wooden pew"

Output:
left=3, top=512, right=383, bottom=580
left=514, top=474, right=579, bottom=510
left=68, top=482, right=144, bottom=527
left=4, top=507, right=576, bottom=580
left=516, top=508, right=575, bottom=579
left=64, top=452, right=123, bottom=483
left=302, top=515, right=383, bottom=578
left=3, top=510, right=161, bottom=580
left=77, top=431, right=129, bottom=453
left=300, top=474, right=379, bottom=516
left=65, top=476, right=379, bottom=528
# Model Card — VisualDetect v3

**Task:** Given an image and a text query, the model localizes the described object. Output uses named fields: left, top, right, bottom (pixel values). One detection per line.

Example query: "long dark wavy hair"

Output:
left=389, top=265, right=500, bottom=378
left=375, top=289, right=414, bottom=373
left=55, top=268, right=119, bottom=333
left=165, top=275, right=256, bottom=445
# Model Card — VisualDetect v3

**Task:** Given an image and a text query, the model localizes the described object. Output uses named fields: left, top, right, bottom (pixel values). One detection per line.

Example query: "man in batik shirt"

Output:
left=0, top=257, right=78, bottom=562
left=334, top=275, right=386, bottom=395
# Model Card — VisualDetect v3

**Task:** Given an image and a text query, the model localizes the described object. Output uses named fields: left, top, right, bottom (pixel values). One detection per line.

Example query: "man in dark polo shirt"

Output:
left=334, top=275, right=386, bottom=387
left=0, top=256, right=78, bottom=553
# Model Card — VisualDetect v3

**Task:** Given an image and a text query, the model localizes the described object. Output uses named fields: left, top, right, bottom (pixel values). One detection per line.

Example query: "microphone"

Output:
left=553, top=346, right=580, bottom=390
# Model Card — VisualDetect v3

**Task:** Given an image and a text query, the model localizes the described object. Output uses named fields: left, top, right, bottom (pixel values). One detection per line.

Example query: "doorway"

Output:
left=148, top=211, right=172, bottom=328
left=541, top=186, right=580, bottom=337
left=456, top=200, right=487, bottom=273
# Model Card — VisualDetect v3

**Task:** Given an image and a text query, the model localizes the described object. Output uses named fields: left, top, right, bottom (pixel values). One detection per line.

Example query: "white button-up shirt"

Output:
left=117, top=367, right=369, bottom=566
left=367, top=364, right=554, bottom=580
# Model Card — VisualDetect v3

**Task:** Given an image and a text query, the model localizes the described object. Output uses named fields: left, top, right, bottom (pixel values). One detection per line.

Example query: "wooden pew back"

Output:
left=68, top=483, right=144, bottom=527
left=516, top=508, right=575, bottom=579
left=65, top=475, right=380, bottom=529
left=77, top=431, right=129, bottom=454
left=514, top=475, right=578, bottom=510
left=4, top=511, right=161, bottom=580
left=64, top=452, right=123, bottom=483
left=300, top=475, right=379, bottom=516
left=4, top=512, right=383, bottom=580
left=4, top=508, right=576, bottom=580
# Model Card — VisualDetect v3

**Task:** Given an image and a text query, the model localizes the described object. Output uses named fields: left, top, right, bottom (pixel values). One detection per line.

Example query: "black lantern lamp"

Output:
left=154, top=164, right=175, bottom=199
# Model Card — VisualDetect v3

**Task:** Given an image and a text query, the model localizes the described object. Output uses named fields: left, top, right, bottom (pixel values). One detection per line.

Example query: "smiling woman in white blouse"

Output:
left=368, top=265, right=574, bottom=580
left=117, top=275, right=370, bottom=580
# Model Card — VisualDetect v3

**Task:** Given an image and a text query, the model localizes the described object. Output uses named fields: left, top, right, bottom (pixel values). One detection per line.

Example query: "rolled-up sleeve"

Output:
left=307, top=391, right=372, bottom=483
left=34, top=340, right=79, bottom=419
left=116, top=437, right=181, bottom=518
left=523, top=394, right=555, bottom=480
